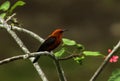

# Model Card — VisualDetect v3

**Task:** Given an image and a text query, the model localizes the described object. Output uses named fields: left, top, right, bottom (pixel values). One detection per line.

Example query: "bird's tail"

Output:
left=33, top=56, right=40, bottom=63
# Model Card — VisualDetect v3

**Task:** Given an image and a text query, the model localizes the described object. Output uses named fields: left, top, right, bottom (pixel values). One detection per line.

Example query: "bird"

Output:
left=33, top=29, right=65, bottom=63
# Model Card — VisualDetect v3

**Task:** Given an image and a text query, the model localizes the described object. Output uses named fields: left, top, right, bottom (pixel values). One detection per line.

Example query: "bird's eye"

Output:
left=59, top=31, right=63, bottom=33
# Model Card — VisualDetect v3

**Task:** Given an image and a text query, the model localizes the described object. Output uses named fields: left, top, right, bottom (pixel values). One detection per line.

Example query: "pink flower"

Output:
left=108, top=49, right=112, bottom=53
left=107, top=49, right=119, bottom=63
left=109, top=55, right=119, bottom=63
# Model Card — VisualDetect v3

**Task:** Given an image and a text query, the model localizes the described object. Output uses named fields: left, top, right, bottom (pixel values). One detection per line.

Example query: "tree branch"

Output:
left=5, top=13, right=16, bottom=22
left=0, top=51, right=50, bottom=65
left=12, top=25, right=44, bottom=43
left=0, top=51, right=68, bottom=81
left=0, top=23, right=44, bottom=43
left=0, top=52, right=82, bottom=65
left=0, top=52, right=81, bottom=81
left=0, top=18, right=49, bottom=81
left=0, top=16, right=67, bottom=81
left=11, top=25, right=67, bottom=81
left=53, top=56, right=67, bottom=81
left=90, top=41, right=120, bottom=81
left=58, top=54, right=82, bottom=61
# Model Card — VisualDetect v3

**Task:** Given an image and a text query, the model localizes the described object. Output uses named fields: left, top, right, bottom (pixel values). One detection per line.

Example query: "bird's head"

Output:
left=51, top=29, right=66, bottom=36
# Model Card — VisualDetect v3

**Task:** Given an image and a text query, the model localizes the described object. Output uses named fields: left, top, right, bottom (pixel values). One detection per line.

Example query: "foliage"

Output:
left=55, top=38, right=104, bottom=64
left=55, top=48, right=65, bottom=57
left=9, top=1, right=25, bottom=14
left=83, top=51, right=104, bottom=56
left=108, top=69, right=120, bottom=81
left=0, top=0, right=25, bottom=18
left=0, top=1, right=10, bottom=11
left=62, top=38, right=76, bottom=46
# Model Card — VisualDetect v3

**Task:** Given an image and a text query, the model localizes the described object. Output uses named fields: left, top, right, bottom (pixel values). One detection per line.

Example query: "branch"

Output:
left=0, top=51, right=67, bottom=81
left=0, top=16, right=67, bottom=81
left=53, top=56, right=67, bottom=81
left=12, top=25, right=44, bottom=43
left=0, top=55, right=23, bottom=65
left=6, top=22, right=67, bottom=81
left=0, top=52, right=80, bottom=81
left=5, top=13, right=16, bottom=22
left=58, top=54, right=82, bottom=61
left=90, top=41, right=120, bottom=81
left=0, top=52, right=68, bottom=81
left=0, top=52, right=82, bottom=65
left=0, top=52, right=81, bottom=81
left=11, top=25, right=67, bottom=81
left=0, top=51, right=50, bottom=65
left=0, top=17, right=49, bottom=81
left=0, top=51, right=82, bottom=81
left=0, top=23, right=44, bottom=43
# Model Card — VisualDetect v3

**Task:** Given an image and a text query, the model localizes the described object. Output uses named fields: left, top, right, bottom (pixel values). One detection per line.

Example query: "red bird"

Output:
left=33, top=29, right=65, bottom=63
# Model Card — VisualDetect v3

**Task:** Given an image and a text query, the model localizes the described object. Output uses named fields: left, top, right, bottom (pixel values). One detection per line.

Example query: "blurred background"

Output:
left=0, top=0, right=120, bottom=81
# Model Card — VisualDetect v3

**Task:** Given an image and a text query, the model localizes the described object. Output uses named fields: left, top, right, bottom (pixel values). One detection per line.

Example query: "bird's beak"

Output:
left=62, top=29, right=68, bottom=32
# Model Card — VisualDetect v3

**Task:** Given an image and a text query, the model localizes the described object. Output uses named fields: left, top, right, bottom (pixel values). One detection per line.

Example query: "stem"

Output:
left=0, top=18, right=49, bottom=81
left=53, top=55, right=67, bottom=81
left=90, top=41, right=120, bottom=81
left=0, top=52, right=50, bottom=65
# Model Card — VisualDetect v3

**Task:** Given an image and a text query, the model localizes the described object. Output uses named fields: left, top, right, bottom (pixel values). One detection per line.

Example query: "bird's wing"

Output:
left=37, top=36, right=56, bottom=51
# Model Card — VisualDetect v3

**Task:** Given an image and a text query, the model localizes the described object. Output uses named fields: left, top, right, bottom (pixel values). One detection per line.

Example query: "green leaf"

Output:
left=74, top=56, right=85, bottom=64
left=55, top=48, right=65, bottom=57
left=62, top=38, right=76, bottom=46
left=83, top=51, right=103, bottom=56
left=108, top=69, right=120, bottom=81
left=76, top=44, right=82, bottom=47
left=0, top=1, right=10, bottom=11
left=0, top=13, right=6, bottom=18
left=9, top=1, right=25, bottom=14
left=76, top=44, right=84, bottom=50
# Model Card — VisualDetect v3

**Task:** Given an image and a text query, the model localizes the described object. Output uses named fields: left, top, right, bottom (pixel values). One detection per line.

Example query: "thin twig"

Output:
left=12, top=26, right=44, bottom=43
left=58, top=54, right=81, bottom=61
left=90, top=41, right=120, bottom=81
left=0, top=51, right=68, bottom=81
left=53, top=56, right=67, bottom=81
left=0, top=51, right=50, bottom=65
left=0, top=52, right=82, bottom=65
left=0, top=55, right=23, bottom=65
left=0, top=17, right=49, bottom=81
left=5, top=13, right=16, bottom=22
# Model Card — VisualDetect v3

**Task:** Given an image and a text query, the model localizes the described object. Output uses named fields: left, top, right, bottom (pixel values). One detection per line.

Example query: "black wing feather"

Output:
left=37, top=36, right=56, bottom=51
left=33, top=36, right=56, bottom=63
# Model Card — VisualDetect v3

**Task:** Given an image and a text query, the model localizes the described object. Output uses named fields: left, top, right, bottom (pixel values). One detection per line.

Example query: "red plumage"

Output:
left=33, top=29, right=65, bottom=63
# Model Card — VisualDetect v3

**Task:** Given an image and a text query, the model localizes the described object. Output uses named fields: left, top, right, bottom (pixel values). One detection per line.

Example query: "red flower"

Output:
left=108, top=49, right=112, bottom=53
left=108, top=49, right=119, bottom=63
left=109, top=55, right=119, bottom=63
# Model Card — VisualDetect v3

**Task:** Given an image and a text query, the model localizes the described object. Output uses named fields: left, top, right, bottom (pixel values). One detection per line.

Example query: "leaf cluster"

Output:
left=108, top=69, right=120, bottom=81
left=55, top=38, right=104, bottom=64
left=0, top=0, right=25, bottom=18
